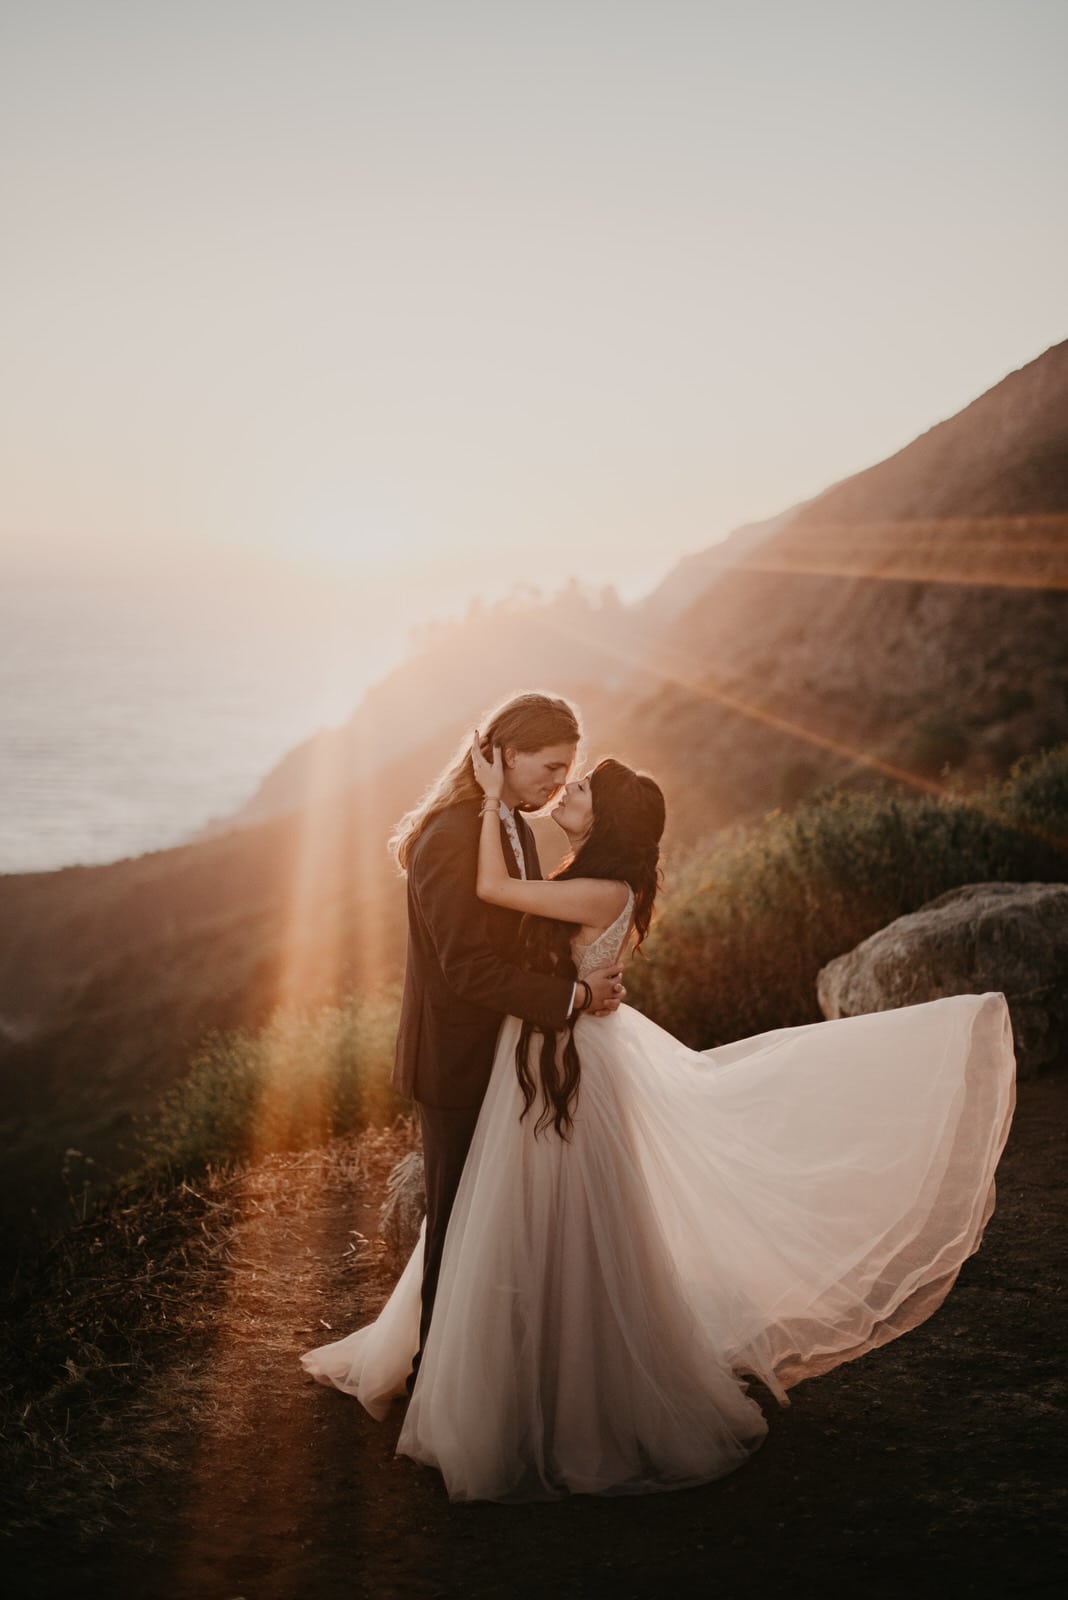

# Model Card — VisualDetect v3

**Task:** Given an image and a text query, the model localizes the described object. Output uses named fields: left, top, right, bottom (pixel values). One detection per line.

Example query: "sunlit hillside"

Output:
left=195, top=338, right=1068, bottom=840
left=188, top=509, right=801, bottom=840
left=2, top=338, right=1067, bottom=1240
left=606, top=510, right=1068, bottom=839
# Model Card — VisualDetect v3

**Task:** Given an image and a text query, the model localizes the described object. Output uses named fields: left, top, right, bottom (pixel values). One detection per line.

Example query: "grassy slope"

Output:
left=628, top=743, right=1068, bottom=1048
left=27, top=743, right=1060, bottom=1231
left=4, top=744, right=1067, bottom=1247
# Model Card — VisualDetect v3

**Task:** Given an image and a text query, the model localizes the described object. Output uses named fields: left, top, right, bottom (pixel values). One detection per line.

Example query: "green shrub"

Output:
left=994, top=742, right=1068, bottom=839
left=135, top=744, right=1068, bottom=1177
left=627, top=743, right=1068, bottom=1049
left=134, top=986, right=404, bottom=1179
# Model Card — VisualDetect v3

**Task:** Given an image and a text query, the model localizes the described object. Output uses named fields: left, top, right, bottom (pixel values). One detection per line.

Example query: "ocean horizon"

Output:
left=1, top=548, right=674, bottom=877
left=0, top=577, right=398, bottom=876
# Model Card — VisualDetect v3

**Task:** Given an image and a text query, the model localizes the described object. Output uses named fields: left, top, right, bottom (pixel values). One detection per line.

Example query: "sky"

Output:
left=2, top=0, right=1066, bottom=653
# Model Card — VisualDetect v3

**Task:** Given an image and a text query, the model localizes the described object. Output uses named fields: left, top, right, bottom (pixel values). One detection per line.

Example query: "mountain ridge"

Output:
left=2, top=335, right=1066, bottom=1235
left=195, top=338, right=1068, bottom=839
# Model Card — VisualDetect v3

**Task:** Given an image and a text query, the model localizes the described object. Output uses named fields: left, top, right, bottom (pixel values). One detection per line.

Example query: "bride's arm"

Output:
left=477, top=803, right=629, bottom=924
left=472, top=733, right=629, bottom=927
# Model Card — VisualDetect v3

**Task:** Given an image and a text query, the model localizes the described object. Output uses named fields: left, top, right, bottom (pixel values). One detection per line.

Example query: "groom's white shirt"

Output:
left=499, top=801, right=579, bottom=1015
left=498, top=800, right=527, bottom=878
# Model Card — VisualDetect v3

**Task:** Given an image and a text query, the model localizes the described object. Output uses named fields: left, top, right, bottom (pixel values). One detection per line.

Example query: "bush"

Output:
left=627, top=742, right=1068, bottom=1049
left=133, top=745, right=1068, bottom=1177
left=995, top=742, right=1068, bottom=839
left=134, top=986, right=405, bottom=1179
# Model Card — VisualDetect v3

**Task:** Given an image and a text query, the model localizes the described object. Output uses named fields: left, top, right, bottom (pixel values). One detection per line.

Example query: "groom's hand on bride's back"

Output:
left=586, top=964, right=626, bottom=1017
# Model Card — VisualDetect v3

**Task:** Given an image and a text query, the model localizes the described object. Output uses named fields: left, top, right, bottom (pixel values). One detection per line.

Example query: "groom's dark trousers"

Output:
left=392, top=797, right=573, bottom=1394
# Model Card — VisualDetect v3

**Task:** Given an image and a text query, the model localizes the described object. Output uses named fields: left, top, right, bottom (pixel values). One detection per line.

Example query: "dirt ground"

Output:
left=7, top=1074, right=1067, bottom=1600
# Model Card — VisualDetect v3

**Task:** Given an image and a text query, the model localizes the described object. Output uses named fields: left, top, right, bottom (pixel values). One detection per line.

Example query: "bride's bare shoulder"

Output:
left=573, top=879, right=632, bottom=941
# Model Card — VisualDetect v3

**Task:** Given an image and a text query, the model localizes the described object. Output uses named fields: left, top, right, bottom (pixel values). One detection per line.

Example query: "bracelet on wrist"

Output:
left=479, top=797, right=502, bottom=815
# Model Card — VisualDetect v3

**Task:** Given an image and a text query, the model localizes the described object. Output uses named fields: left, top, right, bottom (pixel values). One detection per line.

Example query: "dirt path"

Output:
left=10, top=1080, right=1067, bottom=1600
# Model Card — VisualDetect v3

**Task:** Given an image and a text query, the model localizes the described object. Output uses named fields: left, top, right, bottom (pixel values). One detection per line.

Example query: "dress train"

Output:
left=301, top=943, right=1016, bottom=1501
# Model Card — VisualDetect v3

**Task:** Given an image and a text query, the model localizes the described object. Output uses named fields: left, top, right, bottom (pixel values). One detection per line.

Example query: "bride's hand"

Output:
left=471, top=730, right=504, bottom=800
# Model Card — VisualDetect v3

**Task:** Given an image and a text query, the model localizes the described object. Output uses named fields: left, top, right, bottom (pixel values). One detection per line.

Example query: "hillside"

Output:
left=190, top=520, right=796, bottom=842
left=191, top=582, right=638, bottom=838
left=790, top=336, right=1068, bottom=523
left=0, top=756, right=417, bottom=1237
left=609, top=513, right=1068, bottom=839
left=2, top=337, right=1066, bottom=1238
left=192, top=338, right=1068, bottom=838
left=592, top=339, right=1068, bottom=837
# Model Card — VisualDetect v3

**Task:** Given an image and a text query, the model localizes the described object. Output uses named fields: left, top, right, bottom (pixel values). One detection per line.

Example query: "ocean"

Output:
left=0, top=575, right=398, bottom=876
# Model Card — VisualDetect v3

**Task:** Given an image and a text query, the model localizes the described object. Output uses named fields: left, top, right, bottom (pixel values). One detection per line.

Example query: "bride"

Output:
left=301, top=738, right=1017, bottom=1503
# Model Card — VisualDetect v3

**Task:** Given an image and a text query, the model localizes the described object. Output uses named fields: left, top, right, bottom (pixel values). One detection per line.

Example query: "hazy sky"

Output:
left=3, top=0, right=1066, bottom=634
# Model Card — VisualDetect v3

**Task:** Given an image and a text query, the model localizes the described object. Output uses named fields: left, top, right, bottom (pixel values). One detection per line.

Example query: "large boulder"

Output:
left=378, top=1149, right=426, bottom=1268
left=817, top=881, right=1068, bottom=1077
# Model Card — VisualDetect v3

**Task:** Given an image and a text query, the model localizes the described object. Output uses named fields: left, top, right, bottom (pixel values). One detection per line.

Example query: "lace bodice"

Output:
left=571, top=886, right=635, bottom=981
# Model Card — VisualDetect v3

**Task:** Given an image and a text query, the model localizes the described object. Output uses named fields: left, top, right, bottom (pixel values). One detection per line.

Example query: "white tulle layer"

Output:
left=300, top=992, right=1016, bottom=1502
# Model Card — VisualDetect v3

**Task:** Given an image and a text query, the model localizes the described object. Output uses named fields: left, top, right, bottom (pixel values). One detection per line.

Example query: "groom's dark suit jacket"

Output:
left=393, top=797, right=574, bottom=1109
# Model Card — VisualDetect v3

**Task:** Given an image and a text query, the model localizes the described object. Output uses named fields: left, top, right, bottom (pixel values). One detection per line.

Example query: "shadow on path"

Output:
left=10, top=1078, right=1067, bottom=1600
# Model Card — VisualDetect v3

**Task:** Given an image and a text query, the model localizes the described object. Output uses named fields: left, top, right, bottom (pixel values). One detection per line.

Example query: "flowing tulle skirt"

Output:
left=301, top=992, right=1016, bottom=1502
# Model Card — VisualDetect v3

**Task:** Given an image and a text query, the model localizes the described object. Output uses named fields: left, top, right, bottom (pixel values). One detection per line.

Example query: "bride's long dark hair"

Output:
left=515, top=758, right=666, bottom=1142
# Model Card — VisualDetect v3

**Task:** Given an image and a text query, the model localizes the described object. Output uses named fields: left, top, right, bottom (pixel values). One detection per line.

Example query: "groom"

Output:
left=389, top=692, right=626, bottom=1395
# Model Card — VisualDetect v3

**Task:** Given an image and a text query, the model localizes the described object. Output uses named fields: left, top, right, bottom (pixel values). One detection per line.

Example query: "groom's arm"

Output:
left=412, top=811, right=573, bottom=1029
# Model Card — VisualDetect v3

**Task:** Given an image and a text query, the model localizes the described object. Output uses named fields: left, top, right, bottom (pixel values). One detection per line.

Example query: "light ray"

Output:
left=530, top=515, right=1061, bottom=851
left=536, top=606, right=954, bottom=800
left=738, top=513, right=1068, bottom=591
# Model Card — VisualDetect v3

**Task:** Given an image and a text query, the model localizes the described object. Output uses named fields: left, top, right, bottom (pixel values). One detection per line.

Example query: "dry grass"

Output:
left=131, top=986, right=406, bottom=1182
left=0, top=1116, right=419, bottom=1543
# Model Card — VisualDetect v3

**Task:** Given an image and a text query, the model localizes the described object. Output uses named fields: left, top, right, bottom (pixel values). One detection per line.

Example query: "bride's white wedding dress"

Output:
left=301, top=889, right=1016, bottom=1502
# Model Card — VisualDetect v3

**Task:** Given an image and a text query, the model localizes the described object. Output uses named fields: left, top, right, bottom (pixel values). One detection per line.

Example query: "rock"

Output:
left=378, top=1149, right=426, bottom=1268
left=817, top=881, right=1068, bottom=1077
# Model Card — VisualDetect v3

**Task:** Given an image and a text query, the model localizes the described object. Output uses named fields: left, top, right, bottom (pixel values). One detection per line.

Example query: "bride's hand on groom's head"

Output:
left=471, top=730, right=504, bottom=800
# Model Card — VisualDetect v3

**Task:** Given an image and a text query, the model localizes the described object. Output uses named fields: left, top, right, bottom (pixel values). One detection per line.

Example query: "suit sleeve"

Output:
left=412, top=816, right=573, bottom=1029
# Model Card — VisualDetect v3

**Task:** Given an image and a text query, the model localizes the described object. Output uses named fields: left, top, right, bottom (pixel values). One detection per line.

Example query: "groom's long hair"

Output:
left=388, top=691, right=581, bottom=873
left=516, top=759, right=665, bottom=1142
